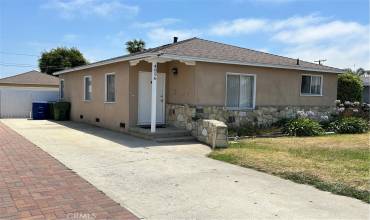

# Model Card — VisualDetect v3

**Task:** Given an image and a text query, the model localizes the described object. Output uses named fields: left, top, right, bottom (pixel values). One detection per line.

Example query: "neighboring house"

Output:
left=54, top=37, right=343, bottom=140
left=361, top=74, right=370, bottom=103
left=0, top=70, right=59, bottom=118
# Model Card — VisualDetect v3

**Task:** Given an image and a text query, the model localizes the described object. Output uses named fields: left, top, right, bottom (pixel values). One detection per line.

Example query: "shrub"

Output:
left=337, top=73, right=363, bottom=102
left=329, top=117, right=369, bottom=134
left=228, top=122, right=259, bottom=136
left=282, top=118, right=324, bottom=136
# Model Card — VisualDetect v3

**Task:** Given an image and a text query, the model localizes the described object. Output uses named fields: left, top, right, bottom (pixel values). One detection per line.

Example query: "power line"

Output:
left=0, top=62, right=69, bottom=69
left=0, top=51, right=40, bottom=57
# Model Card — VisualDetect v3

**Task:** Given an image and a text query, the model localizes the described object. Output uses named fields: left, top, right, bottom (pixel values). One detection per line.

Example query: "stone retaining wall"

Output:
left=196, top=120, right=228, bottom=148
left=166, top=103, right=335, bottom=147
left=166, top=103, right=334, bottom=129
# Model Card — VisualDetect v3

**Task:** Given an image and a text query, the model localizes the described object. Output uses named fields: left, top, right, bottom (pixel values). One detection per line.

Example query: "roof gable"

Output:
left=0, top=70, right=59, bottom=86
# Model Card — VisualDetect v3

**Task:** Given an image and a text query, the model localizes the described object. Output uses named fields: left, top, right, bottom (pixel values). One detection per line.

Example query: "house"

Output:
left=361, top=74, right=370, bottom=103
left=0, top=70, right=59, bottom=118
left=54, top=37, right=343, bottom=146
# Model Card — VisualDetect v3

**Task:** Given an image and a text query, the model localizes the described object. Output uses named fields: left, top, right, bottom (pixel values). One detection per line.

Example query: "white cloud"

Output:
left=209, top=14, right=369, bottom=69
left=133, top=18, right=181, bottom=28
left=209, top=14, right=324, bottom=36
left=273, top=21, right=368, bottom=44
left=210, top=18, right=267, bottom=36
left=146, top=28, right=201, bottom=47
left=42, top=0, right=139, bottom=19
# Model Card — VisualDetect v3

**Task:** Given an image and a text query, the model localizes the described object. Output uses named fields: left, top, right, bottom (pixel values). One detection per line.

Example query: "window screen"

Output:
left=84, top=76, right=92, bottom=101
left=106, top=74, right=115, bottom=102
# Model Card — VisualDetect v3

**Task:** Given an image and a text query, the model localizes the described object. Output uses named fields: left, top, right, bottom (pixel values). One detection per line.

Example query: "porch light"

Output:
left=171, top=67, right=178, bottom=75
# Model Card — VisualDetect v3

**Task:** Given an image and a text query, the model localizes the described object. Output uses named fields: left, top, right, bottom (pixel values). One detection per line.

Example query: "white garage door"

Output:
left=0, top=87, right=59, bottom=118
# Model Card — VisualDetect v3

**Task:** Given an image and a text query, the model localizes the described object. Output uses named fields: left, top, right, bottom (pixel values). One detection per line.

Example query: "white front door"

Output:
left=138, top=71, right=166, bottom=125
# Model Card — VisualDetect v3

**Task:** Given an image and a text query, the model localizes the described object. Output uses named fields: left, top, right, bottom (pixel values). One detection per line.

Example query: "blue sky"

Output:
left=0, top=0, right=369, bottom=78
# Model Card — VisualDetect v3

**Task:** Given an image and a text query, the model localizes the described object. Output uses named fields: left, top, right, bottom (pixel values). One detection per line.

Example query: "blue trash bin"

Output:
left=32, top=102, right=49, bottom=120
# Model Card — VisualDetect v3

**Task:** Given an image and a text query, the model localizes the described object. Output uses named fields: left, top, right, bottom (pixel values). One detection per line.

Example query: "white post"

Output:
left=151, top=61, right=157, bottom=133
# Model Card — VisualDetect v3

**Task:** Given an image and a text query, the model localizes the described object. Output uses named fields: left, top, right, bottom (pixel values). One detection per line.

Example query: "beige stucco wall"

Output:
left=194, top=62, right=338, bottom=106
left=60, top=62, right=130, bottom=131
left=60, top=59, right=338, bottom=130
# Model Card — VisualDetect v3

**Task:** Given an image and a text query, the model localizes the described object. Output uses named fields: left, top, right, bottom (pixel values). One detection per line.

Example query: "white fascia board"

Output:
left=159, top=54, right=344, bottom=74
left=53, top=53, right=158, bottom=75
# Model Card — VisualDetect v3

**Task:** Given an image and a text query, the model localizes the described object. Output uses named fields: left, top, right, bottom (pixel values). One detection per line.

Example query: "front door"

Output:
left=138, top=71, right=166, bottom=125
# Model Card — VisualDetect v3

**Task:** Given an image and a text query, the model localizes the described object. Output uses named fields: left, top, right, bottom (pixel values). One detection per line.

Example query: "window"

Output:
left=60, top=79, right=64, bottom=99
left=226, top=73, right=255, bottom=109
left=105, top=73, right=116, bottom=102
left=301, top=75, right=322, bottom=96
left=83, top=76, right=92, bottom=101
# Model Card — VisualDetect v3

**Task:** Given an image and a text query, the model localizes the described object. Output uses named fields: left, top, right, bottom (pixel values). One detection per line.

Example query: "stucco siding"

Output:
left=195, top=62, right=337, bottom=107
left=60, top=62, right=130, bottom=131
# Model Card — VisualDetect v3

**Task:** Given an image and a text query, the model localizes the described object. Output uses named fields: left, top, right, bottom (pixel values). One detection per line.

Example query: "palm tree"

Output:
left=125, top=39, right=146, bottom=54
left=356, top=68, right=366, bottom=76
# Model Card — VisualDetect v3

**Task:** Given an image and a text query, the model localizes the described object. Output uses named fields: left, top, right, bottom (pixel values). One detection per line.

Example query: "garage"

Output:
left=0, top=70, right=59, bottom=118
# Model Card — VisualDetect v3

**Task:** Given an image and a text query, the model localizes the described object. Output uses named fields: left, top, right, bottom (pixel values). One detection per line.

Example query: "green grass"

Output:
left=209, top=133, right=370, bottom=203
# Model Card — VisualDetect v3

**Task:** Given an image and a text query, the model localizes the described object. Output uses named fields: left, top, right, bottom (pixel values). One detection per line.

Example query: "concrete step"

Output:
left=155, top=136, right=197, bottom=143
left=128, top=127, right=192, bottom=139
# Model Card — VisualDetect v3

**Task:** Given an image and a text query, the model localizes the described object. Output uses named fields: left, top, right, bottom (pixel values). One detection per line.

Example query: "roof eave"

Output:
left=53, top=52, right=344, bottom=75
left=53, top=52, right=159, bottom=75
left=159, top=54, right=344, bottom=74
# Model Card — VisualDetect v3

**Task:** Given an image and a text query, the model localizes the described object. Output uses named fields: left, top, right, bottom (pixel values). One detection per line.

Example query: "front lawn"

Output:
left=209, top=133, right=370, bottom=203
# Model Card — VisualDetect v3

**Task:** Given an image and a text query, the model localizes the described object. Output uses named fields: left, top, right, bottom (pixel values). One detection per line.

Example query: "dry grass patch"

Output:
left=209, top=133, right=370, bottom=202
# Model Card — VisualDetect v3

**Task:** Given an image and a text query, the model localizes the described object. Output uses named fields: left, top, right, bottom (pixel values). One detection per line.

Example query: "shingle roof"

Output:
left=55, top=37, right=344, bottom=75
left=0, top=70, right=59, bottom=86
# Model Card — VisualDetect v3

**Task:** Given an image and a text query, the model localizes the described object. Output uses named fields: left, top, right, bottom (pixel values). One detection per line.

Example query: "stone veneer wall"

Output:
left=166, top=103, right=335, bottom=145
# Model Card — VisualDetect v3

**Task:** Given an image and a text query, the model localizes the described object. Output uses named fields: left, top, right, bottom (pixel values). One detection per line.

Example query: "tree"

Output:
left=355, top=68, right=366, bottom=76
left=39, top=47, right=88, bottom=75
left=125, top=39, right=145, bottom=54
left=337, top=73, right=363, bottom=102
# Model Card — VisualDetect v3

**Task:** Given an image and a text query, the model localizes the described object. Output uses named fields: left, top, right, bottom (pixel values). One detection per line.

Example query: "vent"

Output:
left=173, top=36, right=178, bottom=43
left=196, top=108, right=204, bottom=113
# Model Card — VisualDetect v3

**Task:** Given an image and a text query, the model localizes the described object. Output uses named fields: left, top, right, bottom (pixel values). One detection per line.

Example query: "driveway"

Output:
left=0, top=121, right=137, bottom=220
left=2, top=119, right=369, bottom=220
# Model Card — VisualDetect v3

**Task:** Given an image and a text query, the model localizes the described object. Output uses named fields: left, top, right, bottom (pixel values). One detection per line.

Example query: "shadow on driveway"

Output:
left=51, top=120, right=200, bottom=149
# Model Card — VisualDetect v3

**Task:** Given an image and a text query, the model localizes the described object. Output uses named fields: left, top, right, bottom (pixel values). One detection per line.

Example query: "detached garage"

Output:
left=0, top=70, right=59, bottom=118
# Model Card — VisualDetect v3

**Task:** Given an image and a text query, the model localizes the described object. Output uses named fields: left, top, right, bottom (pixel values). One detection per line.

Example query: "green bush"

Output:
left=228, top=122, right=258, bottom=136
left=53, top=102, right=71, bottom=121
left=337, top=73, right=363, bottom=102
left=329, top=117, right=369, bottom=134
left=282, top=118, right=324, bottom=136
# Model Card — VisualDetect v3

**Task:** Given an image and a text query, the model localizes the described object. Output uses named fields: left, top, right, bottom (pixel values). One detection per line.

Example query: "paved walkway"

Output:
left=2, top=119, right=369, bottom=220
left=0, top=122, right=138, bottom=220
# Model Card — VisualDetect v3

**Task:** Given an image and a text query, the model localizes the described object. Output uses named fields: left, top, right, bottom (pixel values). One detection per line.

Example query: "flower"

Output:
left=320, top=115, right=329, bottom=121
left=296, top=111, right=307, bottom=118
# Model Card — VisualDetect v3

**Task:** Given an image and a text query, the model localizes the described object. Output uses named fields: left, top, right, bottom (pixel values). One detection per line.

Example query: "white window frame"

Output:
left=83, top=75, right=92, bottom=101
left=225, top=72, right=256, bottom=110
left=300, top=74, right=323, bottom=96
left=105, top=72, right=116, bottom=103
left=59, top=79, right=65, bottom=100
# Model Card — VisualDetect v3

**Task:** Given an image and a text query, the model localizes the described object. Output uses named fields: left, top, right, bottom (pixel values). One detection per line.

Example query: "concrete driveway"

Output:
left=2, top=119, right=369, bottom=220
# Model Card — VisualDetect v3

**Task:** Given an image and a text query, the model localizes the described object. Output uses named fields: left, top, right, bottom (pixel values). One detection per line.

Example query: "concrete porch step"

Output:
left=128, top=126, right=197, bottom=143
left=155, top=136, right=196, bottom=143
